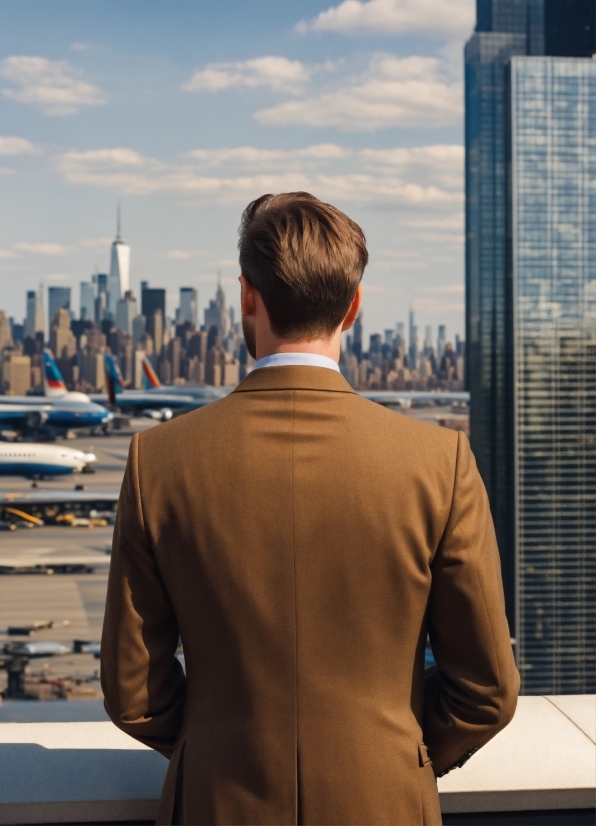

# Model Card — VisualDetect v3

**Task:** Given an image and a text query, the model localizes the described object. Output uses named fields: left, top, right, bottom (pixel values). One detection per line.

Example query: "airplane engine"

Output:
left=142, top=408, right=173, bottom=422
left=25, top=410, right=49, bottom=429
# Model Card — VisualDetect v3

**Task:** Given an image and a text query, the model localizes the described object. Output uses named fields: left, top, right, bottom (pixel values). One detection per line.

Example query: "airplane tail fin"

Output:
left=141, top=356, right=161, bottom=389
left=103, top=354, right=124, bottom=406
left=42, top=349, right=67, bottom=397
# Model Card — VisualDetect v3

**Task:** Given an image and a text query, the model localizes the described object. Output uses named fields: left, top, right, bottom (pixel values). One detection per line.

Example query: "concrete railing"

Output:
left=0, top=695, right=593, bottom=825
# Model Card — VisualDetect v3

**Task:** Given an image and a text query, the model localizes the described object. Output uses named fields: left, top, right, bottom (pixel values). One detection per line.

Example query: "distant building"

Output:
left=24, top=289, right=45, bottom=340
left=0, top=311, right=13, bottom=351
left=1, top=351, right=31, bottom=395
left=108, top=207, right=131, bottom=315
left=141, top=287, right=166, bottom=321
left=115, top=291, right=137, bottom=336
left=80, top=281, right=95, bottom=321
left=179, top=287, right=198, bottom=326
left=48, top=287, right=71, bottom=330
left=204, top=279, right=228, bottom=338
left=437, top=325, right=446, bottom=361
left=50, top=308, right=76, bottom=360
left=132, top=314, right=146, bottom=345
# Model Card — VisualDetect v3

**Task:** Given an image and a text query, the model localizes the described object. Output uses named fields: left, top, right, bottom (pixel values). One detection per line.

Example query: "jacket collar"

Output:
left=232, top=365, right=356, bottom=394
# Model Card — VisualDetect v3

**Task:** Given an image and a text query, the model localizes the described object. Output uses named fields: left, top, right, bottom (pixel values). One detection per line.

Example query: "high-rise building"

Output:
left=0, top=311, right=13, bottom=351
left=437, top=325, right=447, bottom=361
left=204, top=279, right=228, bottom=338
left=108, top=207, right=131, bottom=315
left=544, top=0, right=595, bottom=56
left=352, top=313, right=363, bottom=360
left=179, top=287, right=198, bottom=326
left=48, top=287, right=71, bottom=329
left=1, top=351, right=31, bottom=395
left=50, top=308, right=76, bottom=360
left=141, top=287, right=166, bottom=321
left=132, top=314, right=146, bottom=345
left=80, top=281, right=95, bottom=322
left=466, top=0, right=596, bottom=693
left=508, top=56, right=595, bottom=694
left=115, top=291, right=137, bottom=335
left=24, top=288, right=45, bottom=340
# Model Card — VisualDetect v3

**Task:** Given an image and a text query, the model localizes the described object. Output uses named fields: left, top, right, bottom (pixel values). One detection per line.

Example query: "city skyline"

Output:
left=0, top=0, right=470, bottom=341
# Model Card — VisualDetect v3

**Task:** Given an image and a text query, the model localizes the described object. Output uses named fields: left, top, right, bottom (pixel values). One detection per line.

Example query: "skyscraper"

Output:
left=108, top=206, right=131, bottom=315
left=48, top=287, right=71, bottom=329
left=508, top=56, right=595, bottom=694
left=179, top=287, right=198, bottom=326
left=466, top=0, right=596, bottom=693
left=204, top=279, right=228, bottom=338
left=80, top=281, right=95, bottom=321
left=141, top=287, right=166, bottom=321
left=24, top=288, right=44, bottom=339
left=116, top=291, right=138, bottom=336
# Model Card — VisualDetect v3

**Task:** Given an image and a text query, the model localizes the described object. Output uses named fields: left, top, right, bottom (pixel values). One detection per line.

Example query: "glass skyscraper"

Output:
left=509, top=57, right=595, bottom=694
left=465, top=1, right=595, bottom=693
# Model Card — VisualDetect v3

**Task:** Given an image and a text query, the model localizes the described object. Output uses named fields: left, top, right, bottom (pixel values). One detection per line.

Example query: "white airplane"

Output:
left=0, top=443, right=96, bottom=479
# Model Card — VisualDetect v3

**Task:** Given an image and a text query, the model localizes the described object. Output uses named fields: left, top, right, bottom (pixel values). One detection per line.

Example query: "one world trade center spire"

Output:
left=108, top=203, right=131, bottom=316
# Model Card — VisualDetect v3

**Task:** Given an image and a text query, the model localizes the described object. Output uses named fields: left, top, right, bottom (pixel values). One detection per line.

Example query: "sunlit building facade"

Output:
left=509, top=57, right=596, bottom=693
left=466, top=1, right=596, bottom=694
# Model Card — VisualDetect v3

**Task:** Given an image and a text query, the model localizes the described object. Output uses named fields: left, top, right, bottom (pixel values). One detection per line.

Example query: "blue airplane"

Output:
left=90, top=354, right=202, bottom=421
left=0, top=350, right=112, bottom=435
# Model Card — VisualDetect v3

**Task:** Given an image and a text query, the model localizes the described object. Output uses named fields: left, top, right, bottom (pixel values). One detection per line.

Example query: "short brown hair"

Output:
left=238, top=192, right=368, bottom=338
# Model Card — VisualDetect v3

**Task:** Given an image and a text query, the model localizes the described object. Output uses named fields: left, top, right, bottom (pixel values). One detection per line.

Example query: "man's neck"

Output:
left=255, top=336, right=341, bottom=363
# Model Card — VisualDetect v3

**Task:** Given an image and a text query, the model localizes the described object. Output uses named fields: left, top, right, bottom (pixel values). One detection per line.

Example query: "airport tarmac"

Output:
left=0, top=421, right=155, bottom=708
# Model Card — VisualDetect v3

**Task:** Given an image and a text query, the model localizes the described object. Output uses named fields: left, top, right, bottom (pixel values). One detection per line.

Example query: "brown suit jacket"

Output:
left=101, top=366, right=519, bottom=826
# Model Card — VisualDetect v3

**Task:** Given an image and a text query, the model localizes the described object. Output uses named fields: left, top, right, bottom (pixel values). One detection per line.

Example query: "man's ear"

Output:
left=239, top=274, right=257, bottom=316
left=341, top=284, right=362, bottom=332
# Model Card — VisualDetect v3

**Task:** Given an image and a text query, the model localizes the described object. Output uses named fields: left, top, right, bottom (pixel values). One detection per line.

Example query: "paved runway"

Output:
left=0, top=421, right=157, bottom=708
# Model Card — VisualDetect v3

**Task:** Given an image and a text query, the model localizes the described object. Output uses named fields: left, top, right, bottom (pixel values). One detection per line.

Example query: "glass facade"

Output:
left=465, top=21, right=527, bottom=621
left=509, top=57, right=596, bottom=693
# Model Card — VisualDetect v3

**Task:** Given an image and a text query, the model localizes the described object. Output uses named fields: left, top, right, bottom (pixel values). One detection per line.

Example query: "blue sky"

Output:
left=0, top=0, right=474, bottom=344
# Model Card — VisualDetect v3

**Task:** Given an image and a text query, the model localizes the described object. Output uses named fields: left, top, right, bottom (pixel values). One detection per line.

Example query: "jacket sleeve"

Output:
left=101, top=432, right=186, bottom=758
left=423, top=431, right=520, bottom=777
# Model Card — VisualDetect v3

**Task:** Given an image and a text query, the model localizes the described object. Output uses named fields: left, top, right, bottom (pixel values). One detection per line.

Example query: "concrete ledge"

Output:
left=437, top=695, right=595, bottom=814
left=0, top=695, right=593, bottom=824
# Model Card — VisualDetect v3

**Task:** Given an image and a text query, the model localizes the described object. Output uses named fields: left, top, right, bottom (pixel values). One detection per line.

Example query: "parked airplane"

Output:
left=0, top=351, right=112, bottom=436
left=140, top=355, right=468, bottom=410
left=140, top=356, right=233, bottom=402
left=89, top=354, right=201, bottom=421
left=0, top=442, right=96, bottom=478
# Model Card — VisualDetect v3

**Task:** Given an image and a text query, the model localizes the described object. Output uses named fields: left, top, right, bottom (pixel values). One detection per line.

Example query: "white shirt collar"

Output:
left=253, top=352, right=340, bottom=373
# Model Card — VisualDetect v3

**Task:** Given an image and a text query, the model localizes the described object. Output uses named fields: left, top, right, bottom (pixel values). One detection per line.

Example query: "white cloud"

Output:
left=55, top=142, right=462, bottom=208
left=70, top=42, right=91, bottom=52
left=165, top=249, right=209, bottom=260
left=0, top=248, right=17, bottom=258
left=14, top=242, right=72, bottom=256
left=183, top=56, right=310, bottom=94
left=0, top=56, right=107, bottom=115
left=0, top=136, right=38, bottom=155
left=255, top=54, right=461, bottom=130
left=297, top=0, right=474, bottom=38
left=187, top=144, right=349, bottom=166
